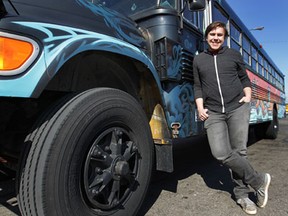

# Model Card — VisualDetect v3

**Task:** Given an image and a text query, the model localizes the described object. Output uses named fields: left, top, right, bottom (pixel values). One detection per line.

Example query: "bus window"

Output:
left=160, top=0, right=176, bottom=9
left=230, top=22, right=241, bottom=51
left=251, top=45, right=258, bottom=72
left=242, top=35, right=250, bottom=65
left=268, top=64, right=272, bottom=82
left=101, top=0, right=157, bottom=16
left=264, top=59, right=268, bottom=80
left=258, top=54, right=263, bottom=76
left=213, top=3, right=228, bottom=23
left=183, top=6, right=204, bottom=30
left=212, top=4, right=228, bottom=46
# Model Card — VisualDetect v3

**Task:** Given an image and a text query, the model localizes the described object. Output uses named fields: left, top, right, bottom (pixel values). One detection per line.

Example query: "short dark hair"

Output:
left=205, top=21, right=228, bottom=38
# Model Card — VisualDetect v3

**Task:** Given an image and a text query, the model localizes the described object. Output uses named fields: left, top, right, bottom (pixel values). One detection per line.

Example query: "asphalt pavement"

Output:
left=141, top=118, right=288, bottom=216
left=1, top=118, right=288, bottom=216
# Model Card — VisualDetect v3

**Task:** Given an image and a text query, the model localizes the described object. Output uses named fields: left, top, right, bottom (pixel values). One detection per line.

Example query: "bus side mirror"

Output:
left=188, top=0, right=206, bottom=11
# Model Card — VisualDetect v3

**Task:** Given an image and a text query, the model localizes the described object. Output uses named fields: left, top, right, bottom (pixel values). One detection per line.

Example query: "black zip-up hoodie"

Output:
left=193, top=46, right=251, bottom=113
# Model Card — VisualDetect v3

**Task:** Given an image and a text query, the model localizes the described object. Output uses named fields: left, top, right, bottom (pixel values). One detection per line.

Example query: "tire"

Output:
left=17, top=88, right=154, bottom=216
left=255, top=108, right=278, bottom=139
left=264, top=108, right=279, bottom=139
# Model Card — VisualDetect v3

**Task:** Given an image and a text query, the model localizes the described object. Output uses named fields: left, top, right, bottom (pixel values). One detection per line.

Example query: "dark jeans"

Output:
left=204, top=103, right=264, bottom=200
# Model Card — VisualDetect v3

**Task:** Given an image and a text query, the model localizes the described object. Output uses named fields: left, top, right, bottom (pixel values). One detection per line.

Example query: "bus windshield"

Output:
left=89, top=0, right=176, bottom=16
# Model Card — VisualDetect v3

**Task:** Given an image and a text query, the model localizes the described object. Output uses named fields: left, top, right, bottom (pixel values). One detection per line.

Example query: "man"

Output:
left=193, top=21, right=271, bottom=215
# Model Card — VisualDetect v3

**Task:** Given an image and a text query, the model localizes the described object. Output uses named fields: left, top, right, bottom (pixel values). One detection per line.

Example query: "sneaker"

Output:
left=256, top=173, right=271, bottom=208
left=237, top=197, right=257, bottom=215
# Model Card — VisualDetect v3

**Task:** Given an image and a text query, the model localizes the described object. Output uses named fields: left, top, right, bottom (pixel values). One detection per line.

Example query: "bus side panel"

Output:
left=247, top=70, right=285, bottom=123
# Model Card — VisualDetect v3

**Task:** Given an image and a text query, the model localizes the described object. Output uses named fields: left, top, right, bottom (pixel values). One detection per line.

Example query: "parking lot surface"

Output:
left=1, top=118, right=288, bottom=216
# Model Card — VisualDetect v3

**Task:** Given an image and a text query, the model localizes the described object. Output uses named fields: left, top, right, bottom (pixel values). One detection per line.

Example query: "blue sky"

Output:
left=226, top=0, right=288, bottom=102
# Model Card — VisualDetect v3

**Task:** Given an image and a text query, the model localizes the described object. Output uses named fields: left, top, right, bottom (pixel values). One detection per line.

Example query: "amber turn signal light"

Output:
left=0, top=33, right=39, bottom=76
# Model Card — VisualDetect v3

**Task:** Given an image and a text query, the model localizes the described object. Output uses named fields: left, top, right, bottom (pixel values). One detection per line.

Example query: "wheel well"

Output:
left=0, top=51, right=163, bottom=164
left=45, top=51, right=162, bottom=117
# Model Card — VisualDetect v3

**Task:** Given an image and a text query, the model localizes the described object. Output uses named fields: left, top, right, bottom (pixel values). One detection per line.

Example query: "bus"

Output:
left=0, top=0, right=285, bottom=215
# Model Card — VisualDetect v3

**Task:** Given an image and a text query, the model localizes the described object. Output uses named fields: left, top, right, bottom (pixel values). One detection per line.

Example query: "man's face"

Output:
left=206, top=27, right=225, bottom=52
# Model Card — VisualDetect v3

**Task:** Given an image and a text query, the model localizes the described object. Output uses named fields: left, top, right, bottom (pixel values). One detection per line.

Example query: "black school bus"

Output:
left=0, top=0, right=285, bottom=215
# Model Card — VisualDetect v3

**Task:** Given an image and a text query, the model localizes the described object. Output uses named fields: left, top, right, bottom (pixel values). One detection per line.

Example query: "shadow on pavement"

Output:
left=139, top=128, right=261, bottom=215
left=0, top=128, right=261, bottom=216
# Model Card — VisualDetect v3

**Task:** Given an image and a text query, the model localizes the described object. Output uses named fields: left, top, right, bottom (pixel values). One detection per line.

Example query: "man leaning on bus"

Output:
left=193, top=21, right=271, bottom=215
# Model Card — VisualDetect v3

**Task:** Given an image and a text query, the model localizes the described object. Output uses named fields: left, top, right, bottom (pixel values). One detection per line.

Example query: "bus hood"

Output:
left=0, top=0, right=146, bottom=49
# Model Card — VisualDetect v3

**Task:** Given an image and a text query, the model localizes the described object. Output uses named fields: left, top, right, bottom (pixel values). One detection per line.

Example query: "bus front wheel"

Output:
left=17, top=88, right=154, bottom=216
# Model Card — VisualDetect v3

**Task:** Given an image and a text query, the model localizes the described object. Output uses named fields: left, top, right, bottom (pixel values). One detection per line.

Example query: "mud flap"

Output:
left=155, top=143, right=173, bottom=173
